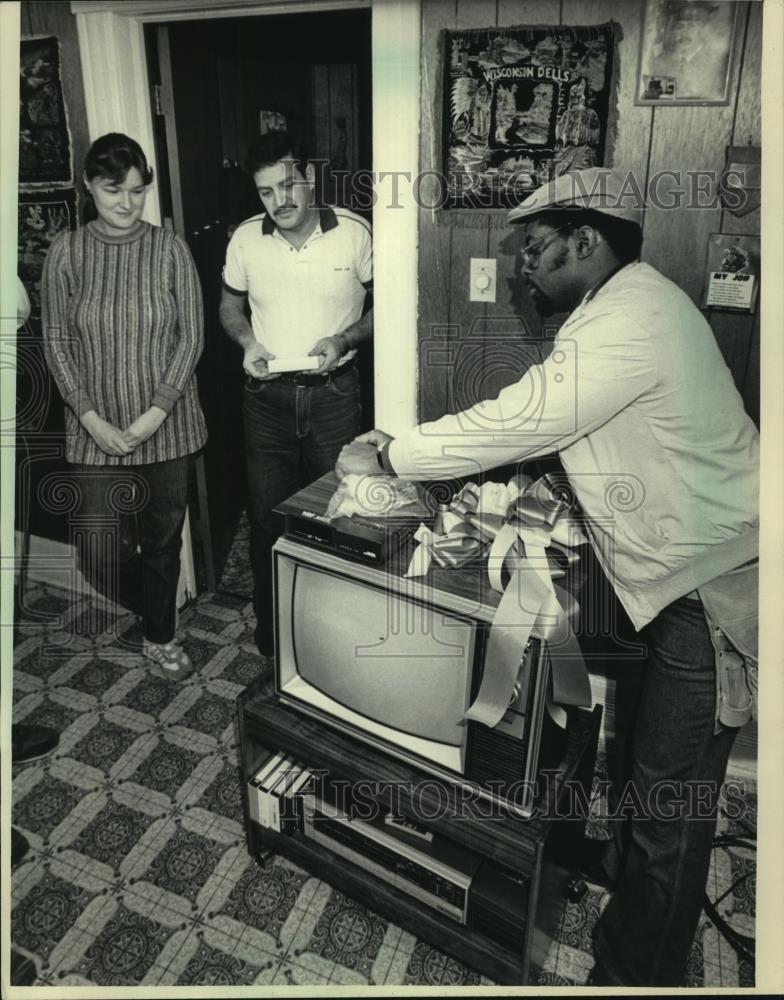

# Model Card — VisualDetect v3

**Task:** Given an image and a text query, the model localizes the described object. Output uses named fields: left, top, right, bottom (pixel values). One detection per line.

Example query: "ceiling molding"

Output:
left=71, top=0, right=370, bottom=20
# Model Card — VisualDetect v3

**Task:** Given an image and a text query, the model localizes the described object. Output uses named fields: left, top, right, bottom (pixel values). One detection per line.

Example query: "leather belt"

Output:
left=261, top=358, right=355, bottom=388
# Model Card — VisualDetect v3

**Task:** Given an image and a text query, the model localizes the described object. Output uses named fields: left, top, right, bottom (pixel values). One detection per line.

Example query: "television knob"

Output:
left=508, top=681, right=521, bottom=707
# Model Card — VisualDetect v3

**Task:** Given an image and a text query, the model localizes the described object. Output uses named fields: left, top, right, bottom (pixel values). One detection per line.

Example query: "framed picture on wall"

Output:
left=635, top=0, right=741, bottom=106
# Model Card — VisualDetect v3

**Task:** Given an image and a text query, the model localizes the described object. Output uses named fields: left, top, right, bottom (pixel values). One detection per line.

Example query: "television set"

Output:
left=273, top=535, right=572, bottom=816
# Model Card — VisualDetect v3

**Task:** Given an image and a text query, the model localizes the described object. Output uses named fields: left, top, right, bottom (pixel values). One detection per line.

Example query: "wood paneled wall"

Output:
left=418, top=0, right=762, bottom=425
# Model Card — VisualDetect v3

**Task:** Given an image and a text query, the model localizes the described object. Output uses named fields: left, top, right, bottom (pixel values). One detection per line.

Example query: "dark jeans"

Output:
left=69, top=457, right=191, bottom=644
left=243, top=367, right=361, bottom=648
left=594, top=594, right=739, bottom=985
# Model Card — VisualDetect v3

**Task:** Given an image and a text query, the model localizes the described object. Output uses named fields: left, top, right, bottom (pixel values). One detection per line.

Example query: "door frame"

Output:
left=71, top=0, right=420, bottom=437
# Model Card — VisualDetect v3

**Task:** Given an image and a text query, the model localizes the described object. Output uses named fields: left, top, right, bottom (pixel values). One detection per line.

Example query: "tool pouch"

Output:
left=698, top=561, right=758, bottom=732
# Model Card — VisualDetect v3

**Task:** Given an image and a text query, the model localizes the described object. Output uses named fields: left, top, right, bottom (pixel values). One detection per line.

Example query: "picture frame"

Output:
left=635, top=0, right=741, bottom=106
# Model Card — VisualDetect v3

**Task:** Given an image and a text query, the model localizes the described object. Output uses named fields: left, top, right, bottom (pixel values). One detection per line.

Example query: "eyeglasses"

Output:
left=519, top=225, right=572, bottom=271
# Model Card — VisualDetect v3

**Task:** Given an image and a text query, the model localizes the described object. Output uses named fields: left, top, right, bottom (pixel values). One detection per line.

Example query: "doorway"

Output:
left=144, top=9, right=373, bottom=589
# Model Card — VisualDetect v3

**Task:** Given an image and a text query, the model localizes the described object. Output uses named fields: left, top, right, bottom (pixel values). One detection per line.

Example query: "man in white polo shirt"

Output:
left=219, top=131, right=372, bottom=657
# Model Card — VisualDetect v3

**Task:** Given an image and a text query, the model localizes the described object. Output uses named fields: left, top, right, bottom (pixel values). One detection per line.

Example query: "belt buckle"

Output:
left=291, top=360, right=350, bottom=387
left=292, top=371, right=324, bottom=387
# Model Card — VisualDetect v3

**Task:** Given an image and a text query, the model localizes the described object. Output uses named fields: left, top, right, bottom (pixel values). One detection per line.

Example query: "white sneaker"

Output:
left=143, top=639, right=193, bottom=680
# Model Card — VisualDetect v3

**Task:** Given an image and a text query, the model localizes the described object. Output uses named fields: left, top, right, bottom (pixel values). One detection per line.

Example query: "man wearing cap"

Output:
left=220, top=130, right=372, bottom=658
left=336, top=167, right=759, bottom=986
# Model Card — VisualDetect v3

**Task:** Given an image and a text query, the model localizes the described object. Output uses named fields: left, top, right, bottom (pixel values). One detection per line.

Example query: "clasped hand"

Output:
left=82, top=407, right=166, bottom=456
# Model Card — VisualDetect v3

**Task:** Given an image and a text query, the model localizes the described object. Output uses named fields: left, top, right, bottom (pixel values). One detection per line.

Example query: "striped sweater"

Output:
left=42, top=221, right=207, bottom=465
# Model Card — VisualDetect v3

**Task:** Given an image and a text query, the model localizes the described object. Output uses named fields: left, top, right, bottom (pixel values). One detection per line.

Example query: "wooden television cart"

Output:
left=236, top=474, right=600, bottom=985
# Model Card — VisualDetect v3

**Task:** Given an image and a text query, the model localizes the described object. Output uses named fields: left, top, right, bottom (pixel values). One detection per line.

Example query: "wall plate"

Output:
left=470, top=258, right=497, bottom=302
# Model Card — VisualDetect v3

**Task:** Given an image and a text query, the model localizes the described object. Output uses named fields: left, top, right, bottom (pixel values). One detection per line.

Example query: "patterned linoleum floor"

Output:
left=10, top=534, right=756, bottom=987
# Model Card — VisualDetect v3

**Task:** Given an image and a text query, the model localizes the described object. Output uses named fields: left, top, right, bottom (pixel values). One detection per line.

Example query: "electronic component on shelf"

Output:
left=301, top=792, right=531, bottom=940
left=303, top=794, right=479, bottom=923
left=275, top=479, right=429, bottom=566
left=281, top=510, right=414, bottom=565
left=384, top=812, right=434, bottom=842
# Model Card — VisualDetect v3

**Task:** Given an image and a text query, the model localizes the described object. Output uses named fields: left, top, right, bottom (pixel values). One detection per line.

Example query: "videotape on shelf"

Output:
left=247, top=752, right=285, bottom=826
left=249, top=755, right=313, bottom=834
left=261, top=755, right=294, bottom=830
left=280, top=767, right=313, bottom=834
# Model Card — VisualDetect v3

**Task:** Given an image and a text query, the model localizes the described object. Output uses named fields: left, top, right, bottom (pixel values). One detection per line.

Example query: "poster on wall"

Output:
left=19, top=36, right=73, bottom=187
left=701, top=234, right=760, bottom=313
left=443, top=23, right=618, bottom=211
left=18, top=189, right=77, bottom=318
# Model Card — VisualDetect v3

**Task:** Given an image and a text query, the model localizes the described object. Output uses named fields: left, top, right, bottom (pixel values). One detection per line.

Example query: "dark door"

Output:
left=146, top=23, right=248, bottom=591
left=145, top=10, right=372, bottom=592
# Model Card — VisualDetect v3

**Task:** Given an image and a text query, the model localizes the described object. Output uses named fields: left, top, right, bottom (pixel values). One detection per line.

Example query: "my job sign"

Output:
left=706, top=271, right=755, bottom=311
left=702, top=234, right=760, bottom=313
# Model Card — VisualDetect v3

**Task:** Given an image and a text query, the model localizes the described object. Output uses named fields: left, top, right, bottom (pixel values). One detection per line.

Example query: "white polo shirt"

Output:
left=222, top=206, right=372, bottom=362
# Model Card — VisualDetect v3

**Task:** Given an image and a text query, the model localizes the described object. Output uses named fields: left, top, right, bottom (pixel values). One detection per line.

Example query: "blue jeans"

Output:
left=242, top=367, right=361, bottom=647
left=69, top=457, right=191, bottom=644
left=594, top=594, right=739, bottom=985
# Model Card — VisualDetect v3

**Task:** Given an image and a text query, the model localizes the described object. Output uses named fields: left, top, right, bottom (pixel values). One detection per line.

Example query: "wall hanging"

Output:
left=443, top=23, right=619, bottom=214
left=19, top=36, right=73, bottom=187
left=18, top=189, right=77, bottom=318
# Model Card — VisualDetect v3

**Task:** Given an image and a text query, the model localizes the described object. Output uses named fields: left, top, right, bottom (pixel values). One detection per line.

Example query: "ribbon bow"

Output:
left=407, top=475, right=592, bottom=729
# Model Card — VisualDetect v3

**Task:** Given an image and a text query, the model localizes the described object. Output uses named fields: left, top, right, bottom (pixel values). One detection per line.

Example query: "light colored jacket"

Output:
left=389, top=262, right=759, bottom=630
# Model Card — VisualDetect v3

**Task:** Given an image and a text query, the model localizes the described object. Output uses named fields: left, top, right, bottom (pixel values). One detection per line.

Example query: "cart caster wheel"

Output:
left=255, top=847, right=273, bottom=868
left=566, top=876, right=588, bottom=903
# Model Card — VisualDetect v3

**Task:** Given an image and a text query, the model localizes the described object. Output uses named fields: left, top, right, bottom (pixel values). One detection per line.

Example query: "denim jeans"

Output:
left=242, top=367, right=361, bottom=647
left=69, top=457, right=191, bottom=644
left=594, top=594, right=739, bottom=985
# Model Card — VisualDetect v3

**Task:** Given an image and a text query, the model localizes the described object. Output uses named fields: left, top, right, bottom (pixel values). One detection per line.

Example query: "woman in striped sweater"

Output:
left=42, top=133, right=207, bottom=679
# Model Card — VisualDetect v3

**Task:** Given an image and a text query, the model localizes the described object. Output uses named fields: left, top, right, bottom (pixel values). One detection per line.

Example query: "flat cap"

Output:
left=507, top=167, right=644, bottom=226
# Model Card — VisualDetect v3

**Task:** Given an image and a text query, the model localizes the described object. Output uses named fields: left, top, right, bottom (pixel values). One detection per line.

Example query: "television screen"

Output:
left=289, top=563, right=476, bottom=747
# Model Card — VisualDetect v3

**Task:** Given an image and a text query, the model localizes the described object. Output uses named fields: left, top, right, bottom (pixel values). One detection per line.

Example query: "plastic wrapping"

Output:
left=325, top=474, right=422, bottom=521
